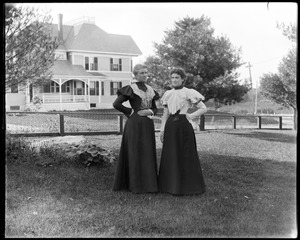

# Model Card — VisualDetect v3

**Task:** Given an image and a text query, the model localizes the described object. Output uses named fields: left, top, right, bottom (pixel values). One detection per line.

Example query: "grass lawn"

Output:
left=5, top=130, right=297, bottom=237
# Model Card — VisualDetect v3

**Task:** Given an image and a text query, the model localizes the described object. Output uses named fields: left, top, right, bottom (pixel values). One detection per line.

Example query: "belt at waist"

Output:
left=169, top=110, right=185, bottom=121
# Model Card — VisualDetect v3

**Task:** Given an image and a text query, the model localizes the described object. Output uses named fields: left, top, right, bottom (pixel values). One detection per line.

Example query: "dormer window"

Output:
left=55, top=52, right=65, bottom=60
left=110, top=58, right=122, bottom=71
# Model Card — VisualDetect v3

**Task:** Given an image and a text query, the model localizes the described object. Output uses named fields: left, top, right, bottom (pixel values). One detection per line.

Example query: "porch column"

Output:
left=59, top=78, right=62, bottom=111
left=25, top=82, right=30, bottom=109
left=87, top=81, right=90, bottom=103
left=73, top=80, right=75, bottom=102
left=98, top=80, right=101, bottom=104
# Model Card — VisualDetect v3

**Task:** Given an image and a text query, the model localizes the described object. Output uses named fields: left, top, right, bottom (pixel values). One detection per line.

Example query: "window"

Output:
left=74, top=81, right=85, bottom=95
left=11, top=79, right=18, bottom=93
left=55, top=52, right=65, bottom=60
left=110, top=58, right=122, bottom=71
left=62, top=82, right=70, bottom=93
left=29, top=84, right=33, bottom=102
left=43, top=83, right=50, bottom=93
left=90, top=81, right=99, bottom=95
left=101, top=82, right=104, bottom=96
left=90, top=57, right=98, bottom=70
left=85, top=57, right=98, bottom=70
left=43, top=81, right=59, bottom=93
left=110, top=81, right=122, bottom=95
left=10, top=106, right=20, bottom=110
left=51, top=82, right=60, bottom=93
left=85, top=57, right=89, bottom=70
left=90, top=103, right=96, bottom=108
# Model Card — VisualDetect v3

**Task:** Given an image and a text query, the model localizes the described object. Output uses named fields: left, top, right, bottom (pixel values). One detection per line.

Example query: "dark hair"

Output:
left=170, top=68, right=186, bottom=79
left=133, top=64, right=147, bottom=76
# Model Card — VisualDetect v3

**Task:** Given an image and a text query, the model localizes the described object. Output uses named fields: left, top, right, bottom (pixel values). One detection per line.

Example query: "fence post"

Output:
left=233, top=116, right=237, bottom=129
left=279, top=116, right=283, bottom=130
left=119, top=115, right=123, bottom=134
left=59, top=114, right=65, bottom=136
left=199, top=115, right=205, bottom=131
left=258, top=116, right=262, bottom=129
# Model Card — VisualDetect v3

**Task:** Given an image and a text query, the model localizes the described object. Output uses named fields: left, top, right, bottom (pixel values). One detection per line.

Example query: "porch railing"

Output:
left=42, top=95, right=89, bottom=103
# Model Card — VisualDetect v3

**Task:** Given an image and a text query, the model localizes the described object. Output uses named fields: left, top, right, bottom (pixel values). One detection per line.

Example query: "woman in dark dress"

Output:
left=159, top=68, right=207, bottom=195
left=112, top=64, right=160, bottom=193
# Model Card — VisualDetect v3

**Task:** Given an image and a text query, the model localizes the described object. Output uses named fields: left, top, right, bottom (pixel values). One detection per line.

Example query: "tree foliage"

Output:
left=260, top=22, right=297, bottom=129
left=5, top=4, right=58, bottom=93
left=277, top=22, right=297, bottom=42
left=260, top=23, right=296, bottom=110
left=145, top=16, right=250, bottom=105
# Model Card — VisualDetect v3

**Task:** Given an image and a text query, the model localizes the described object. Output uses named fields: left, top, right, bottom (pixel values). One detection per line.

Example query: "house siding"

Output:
left=6, top=93, right=26, bottom=111
left=73, top=55, right=85, bottom=65
left=98, top=57, right=110, bottom=71
left=121, top=58, right=130, bottom=71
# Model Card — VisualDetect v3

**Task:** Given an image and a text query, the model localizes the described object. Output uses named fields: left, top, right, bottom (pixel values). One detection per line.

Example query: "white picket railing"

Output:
left=42, top=95, right=89, bottom=103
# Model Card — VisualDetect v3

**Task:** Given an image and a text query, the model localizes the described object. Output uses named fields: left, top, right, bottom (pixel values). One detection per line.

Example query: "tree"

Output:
left=260, top=23, right=297, bottom=129
left=5, top=4, right=58, bottom=93
left=145, top=55, right=172, bottom=96
left=145, top=16, right=250, bottom=106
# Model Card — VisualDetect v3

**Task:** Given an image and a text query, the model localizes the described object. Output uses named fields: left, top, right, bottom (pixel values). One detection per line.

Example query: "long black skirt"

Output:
left=158, top=114, right=206, bottom=195
left=113, top=113, right=158, bottom=193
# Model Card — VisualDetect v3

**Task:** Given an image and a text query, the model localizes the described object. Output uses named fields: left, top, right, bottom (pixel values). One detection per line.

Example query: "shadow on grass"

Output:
left=6, top=149, right=297, bottom=237
left=223, top=131, right=296, bottom=144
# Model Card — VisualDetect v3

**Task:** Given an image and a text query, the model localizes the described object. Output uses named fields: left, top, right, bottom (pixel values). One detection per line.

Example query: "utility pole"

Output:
left=246, top=62, right=257, bottom=114
left=245, top=62, right=257, bottom=114
left=245, top=62, right=253, bottom=89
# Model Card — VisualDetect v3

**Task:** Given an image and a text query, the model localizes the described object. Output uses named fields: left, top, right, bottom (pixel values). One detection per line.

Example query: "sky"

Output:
left=19, top=2, right=297, bottom=87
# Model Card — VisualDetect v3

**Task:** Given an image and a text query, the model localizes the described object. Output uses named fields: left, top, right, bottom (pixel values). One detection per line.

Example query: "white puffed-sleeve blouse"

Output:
left=161, top=87, right=205, bottom=114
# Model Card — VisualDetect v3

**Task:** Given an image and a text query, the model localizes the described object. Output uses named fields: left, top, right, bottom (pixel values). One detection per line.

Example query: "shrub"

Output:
left=5, top=134, right=36, bottom=164
left=6, top=134, right=116, bottom=168
left=64, top=143, right=116, bottom=167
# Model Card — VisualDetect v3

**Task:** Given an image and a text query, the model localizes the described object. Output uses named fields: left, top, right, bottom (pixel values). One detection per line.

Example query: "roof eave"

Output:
left=67, top=49, right=142, bottom=56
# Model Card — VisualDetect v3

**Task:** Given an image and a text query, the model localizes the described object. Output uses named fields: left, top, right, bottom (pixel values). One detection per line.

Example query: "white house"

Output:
left=5, top=14, right=142, bottom=111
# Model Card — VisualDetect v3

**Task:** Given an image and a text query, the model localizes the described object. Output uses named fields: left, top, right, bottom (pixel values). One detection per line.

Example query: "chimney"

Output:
left=58, top=14, right=63, bottom=42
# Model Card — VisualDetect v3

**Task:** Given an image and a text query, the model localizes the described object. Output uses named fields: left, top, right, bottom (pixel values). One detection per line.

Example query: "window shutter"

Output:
left=110, top=82, right=113, bottom=95
left=85, top=57, right=89, bottom=70
left=119, top=58, right=122, bottom=71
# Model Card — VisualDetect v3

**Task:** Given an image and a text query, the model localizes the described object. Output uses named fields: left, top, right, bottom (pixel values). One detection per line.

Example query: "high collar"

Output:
left=132, top=79, right=146, bottom=85
left=173, top=85, right=184, bottom=90
left=133, top=80, right=147, bottom=92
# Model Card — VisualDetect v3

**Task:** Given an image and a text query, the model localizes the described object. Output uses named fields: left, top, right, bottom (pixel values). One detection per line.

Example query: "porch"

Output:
left=41, top=94, right=89, bottom=103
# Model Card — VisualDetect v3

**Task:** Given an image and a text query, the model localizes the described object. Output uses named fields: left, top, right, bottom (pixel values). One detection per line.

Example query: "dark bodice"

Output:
left=113, top=83, right=160, bottom=118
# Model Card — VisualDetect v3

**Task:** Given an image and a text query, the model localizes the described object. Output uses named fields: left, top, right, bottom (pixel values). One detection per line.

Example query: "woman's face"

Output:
left=171, top=73, right=184, bottom=87
left=135, top=68, right=148, bottom=83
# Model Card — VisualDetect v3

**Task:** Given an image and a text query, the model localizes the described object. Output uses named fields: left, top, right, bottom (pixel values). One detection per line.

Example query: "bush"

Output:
left=5, top=134, right=35, bottom=164
left=6, top=134, right=117, bottom=168
left=64, top=143, right=116, bottom=167
left=5, top=134, right=67, bottom=166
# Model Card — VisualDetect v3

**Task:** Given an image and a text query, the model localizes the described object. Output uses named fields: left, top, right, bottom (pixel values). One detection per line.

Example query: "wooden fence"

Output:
left=6, top=111, right=294, bottom=137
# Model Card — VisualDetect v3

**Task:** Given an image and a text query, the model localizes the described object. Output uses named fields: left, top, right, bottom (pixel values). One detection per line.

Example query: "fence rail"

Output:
left=6, top=111, right=294, bottom=137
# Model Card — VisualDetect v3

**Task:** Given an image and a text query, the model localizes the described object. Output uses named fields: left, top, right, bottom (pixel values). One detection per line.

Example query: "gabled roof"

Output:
left=50, top=60, right=96, bottom=77
left=51, top=23, right=142, bottom=55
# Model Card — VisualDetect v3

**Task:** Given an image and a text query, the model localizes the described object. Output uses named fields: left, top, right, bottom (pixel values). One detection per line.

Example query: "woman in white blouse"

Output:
left=158, top=68, right=207, bottom=195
